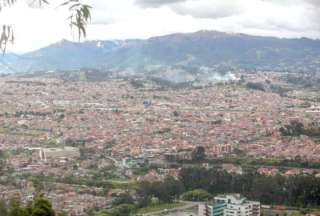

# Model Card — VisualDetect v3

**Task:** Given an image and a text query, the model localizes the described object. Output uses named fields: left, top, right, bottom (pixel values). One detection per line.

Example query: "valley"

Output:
left=0, top=69, right=320, bottom=215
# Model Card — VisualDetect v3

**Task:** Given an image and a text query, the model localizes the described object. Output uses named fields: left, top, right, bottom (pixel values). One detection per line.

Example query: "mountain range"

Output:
left=1, top=31, right=320, bottom=74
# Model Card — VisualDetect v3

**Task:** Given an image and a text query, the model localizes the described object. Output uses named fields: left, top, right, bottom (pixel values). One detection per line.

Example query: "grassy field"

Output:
left=262, top=207, right=320, bottom=216
left=136, top=202, right=185, bottom=214
left=0, top=127, right=46, bottom=137
left=262, top=209, right=303, bottom=216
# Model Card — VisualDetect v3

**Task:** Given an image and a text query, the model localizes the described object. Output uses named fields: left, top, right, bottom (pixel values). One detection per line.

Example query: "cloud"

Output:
left=306, top=0, right=320, bottom=7
left=135, top=0, right=245, bottom=19
left=170, top=0, right=244, bottom=19
left=0, top=0, right=319, bottom=53
left=167, top=0, right=320, bottom=36
left=135, top=0, right=186, bottom=8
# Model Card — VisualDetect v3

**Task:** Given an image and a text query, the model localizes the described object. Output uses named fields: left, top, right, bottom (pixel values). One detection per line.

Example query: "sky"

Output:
left=0, top=0, right=319, bottom=53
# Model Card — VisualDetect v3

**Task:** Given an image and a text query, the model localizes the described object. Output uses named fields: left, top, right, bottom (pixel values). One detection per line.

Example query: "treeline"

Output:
left=14, top=111, right=52, bottom=118
left=4, top=170, right=320, bottom=216
left=97, top=168, right=320, bottom=216
left=136, top=177, right=185, bottom=205
left=280, top=120, right=320, bottom=138
left=210, top=156, right=320, bottom=169
left=96, top=177, right=185, bottom=216
left=246, top=82, right=266, bottom=91
left=0, top=195, right=65, bottom=216
left=5, top=80, right=47, bottom=86
left=284, top=74, right=320, bottom=89
left=245, top=81, right=290, bottom=96
left=180, top=168, right=320, bottom=207
left=168, top=146, right=320, bottom=169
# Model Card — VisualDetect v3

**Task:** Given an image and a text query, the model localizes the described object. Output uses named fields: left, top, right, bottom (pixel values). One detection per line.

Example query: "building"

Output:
left=211, top=144, right=233, bottom=157
left=40, top=147, right=80, bottom=161
left=199, top=202, right=226, bottom=216
left=199, top=194, right=260, bottom=216
left=222, top=164, right=243, bottom=175
left=164, top=151, right=192, bottom=161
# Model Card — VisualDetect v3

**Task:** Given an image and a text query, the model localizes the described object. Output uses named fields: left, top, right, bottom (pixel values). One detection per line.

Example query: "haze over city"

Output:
left=0, top=0, right=319, bottom=52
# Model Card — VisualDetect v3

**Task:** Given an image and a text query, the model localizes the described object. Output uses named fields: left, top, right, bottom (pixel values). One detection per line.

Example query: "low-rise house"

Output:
left=222, top=164, right=243, bottom=175
left=284, top=168, right=301, bottom=177
left=257, top=167, right=279, bottom=176
left=137, top=170, right=163, bottom=182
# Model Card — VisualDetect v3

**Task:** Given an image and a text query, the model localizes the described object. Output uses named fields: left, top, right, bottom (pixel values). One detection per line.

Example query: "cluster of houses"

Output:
left=0, top=72, right=319, bottom=215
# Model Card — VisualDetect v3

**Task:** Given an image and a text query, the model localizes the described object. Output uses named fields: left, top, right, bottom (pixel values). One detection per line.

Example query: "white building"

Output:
left=199, top=194, right=260, bottom=216
left=40, top=147, right=80, bottom=161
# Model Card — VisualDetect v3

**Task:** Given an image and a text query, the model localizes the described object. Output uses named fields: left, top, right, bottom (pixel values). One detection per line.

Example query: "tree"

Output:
left=246, top=82, right=265, bottom=91
left=0, top=0, right=92, bottom=52
left=8, top=201, right=29, bottom=216
left=191, top=146, right=206, bottom=162
left=112, top=193, right=134, bottom=207
left=0, top=200, right=8, bottom=216
left=162, top=177, right=185, bottom=201
left=136, top=178, right=185, bottom=206
left=30, top=177, right=43, bottom=193
left=95, top=210, right=110, bottom=216
left=179, top=167, right=320, bottom=207
left=109, top=204, right=136, bottom=216
left=9, top=207, right=29, bottom=216
left=181, top=189, right=212, bottom=201
left=280, top=120, right=305, bottom=137
left=4, top=196, right=63, bottom=216
left=31, top=196, right=55, bottom=216
left=179, top=167, right=211, bottom=191
left=56, top=213, right=68, bottom=216
left=250, top=175, right=285, bottom=205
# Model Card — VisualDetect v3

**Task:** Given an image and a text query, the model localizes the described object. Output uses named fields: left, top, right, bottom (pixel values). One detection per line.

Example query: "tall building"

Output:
left=199, top=202, right=226, bottom=216
left=199, top=194, right=260, bottom=216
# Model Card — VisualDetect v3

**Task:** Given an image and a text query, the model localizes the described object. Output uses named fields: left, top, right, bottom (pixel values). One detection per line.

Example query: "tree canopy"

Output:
left=181, top=189, right=212, bottom=201
left=1, top=195, right=56, bottom=216
left=191, top=146, right=206, bottom=162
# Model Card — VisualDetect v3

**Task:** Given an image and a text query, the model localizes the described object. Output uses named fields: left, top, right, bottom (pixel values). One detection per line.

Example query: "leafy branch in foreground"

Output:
left=0, top=0, right=92, bottom=53
left=62, top=0, right=92, bottom=40
left=0, top=25, right=14, bottom=53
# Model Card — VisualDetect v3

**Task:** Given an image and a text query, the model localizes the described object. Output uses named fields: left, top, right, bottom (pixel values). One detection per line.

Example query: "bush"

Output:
left=112, top=194, right=134, bottom=207
left=109, top=204, right=136, bottom=216
left=246, top=82, right=265, bottom=91
left=181, top=189, right=212, bottom=201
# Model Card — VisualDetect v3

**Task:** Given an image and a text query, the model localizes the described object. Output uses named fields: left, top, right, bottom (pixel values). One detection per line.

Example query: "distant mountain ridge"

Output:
left=1, top=30, right=320, bottom=74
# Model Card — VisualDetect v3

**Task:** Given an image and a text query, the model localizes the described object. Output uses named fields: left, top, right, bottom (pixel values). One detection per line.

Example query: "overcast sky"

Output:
left=0, top=0, right=319, bottom=53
